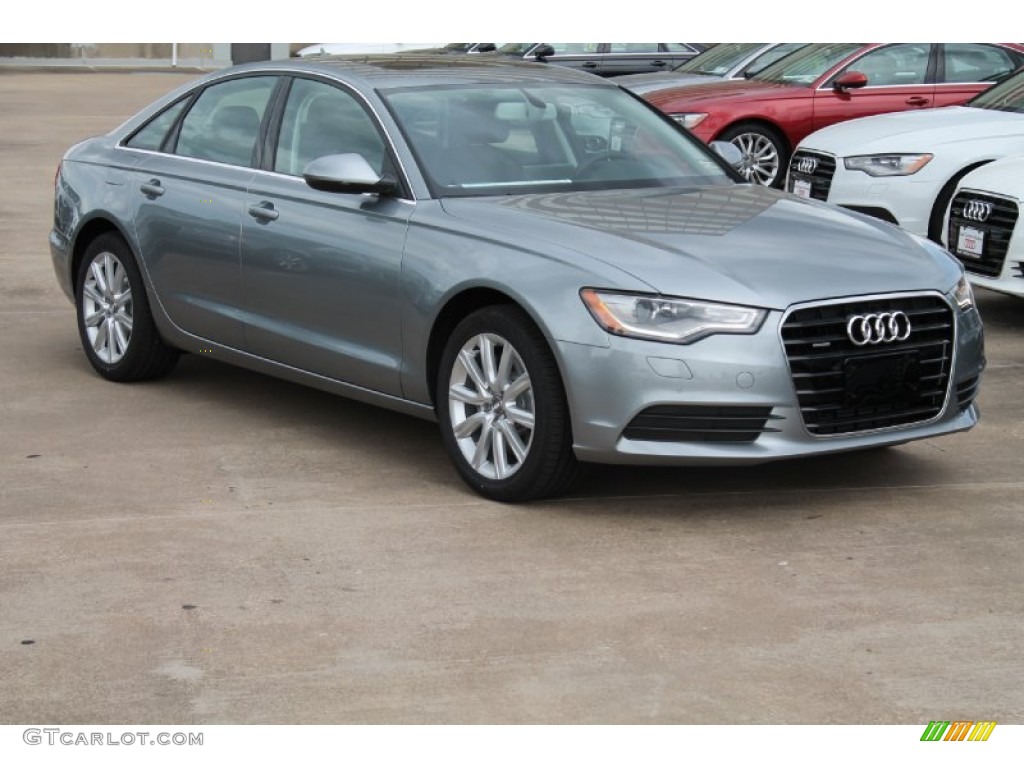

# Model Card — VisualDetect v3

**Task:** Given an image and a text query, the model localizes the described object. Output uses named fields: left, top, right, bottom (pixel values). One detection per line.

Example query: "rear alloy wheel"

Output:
left=75, top=233, right=179, bottom=381
left=719, top=123, right=789, bottom=188
left=437, top=306, right=577, bottom=502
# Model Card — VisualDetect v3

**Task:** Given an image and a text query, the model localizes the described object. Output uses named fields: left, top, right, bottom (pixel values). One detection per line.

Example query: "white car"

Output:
left=787, top=61, right=1024, bottom=242
left=943, top=156, right=1024, bottom=298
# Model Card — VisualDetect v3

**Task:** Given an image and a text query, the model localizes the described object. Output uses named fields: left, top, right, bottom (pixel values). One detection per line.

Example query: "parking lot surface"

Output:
left=1, top=72, right=1023, bottom=724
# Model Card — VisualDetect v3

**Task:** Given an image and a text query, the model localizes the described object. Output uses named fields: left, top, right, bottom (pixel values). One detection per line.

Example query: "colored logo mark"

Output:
left=920, top=721, right=996, bottom=741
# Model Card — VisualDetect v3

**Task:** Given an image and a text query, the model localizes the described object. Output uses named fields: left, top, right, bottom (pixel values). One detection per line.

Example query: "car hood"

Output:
left=440, top=185, right=957, bottom=310
left=615, top=72, right=718, bottom=95
left=800, top=106, right=1024, bottom=154
left=956, top=155, right=1024, bottom=199
left=645, top=78, right=804, bottom=110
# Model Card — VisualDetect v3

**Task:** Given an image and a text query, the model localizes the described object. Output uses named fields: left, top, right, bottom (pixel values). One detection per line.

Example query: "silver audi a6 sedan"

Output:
left=50, top=56, right=984, bottom=502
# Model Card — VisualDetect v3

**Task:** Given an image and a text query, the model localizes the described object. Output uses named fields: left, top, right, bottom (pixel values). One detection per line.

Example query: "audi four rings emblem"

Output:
left=962, top=200, right=993, bottom=222
left=797, top=157, right=818, bottom=174
left=846, top=312, right=912, bottom=346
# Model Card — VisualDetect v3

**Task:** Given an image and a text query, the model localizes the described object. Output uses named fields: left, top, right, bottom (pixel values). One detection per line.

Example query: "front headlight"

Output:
left=843, top=153, right=933, bottom=177
left=580, top=289, right=767, bottom=344
left=953, top=274, right=975, bottom=311
left=669, top=112, right=708, bottom=130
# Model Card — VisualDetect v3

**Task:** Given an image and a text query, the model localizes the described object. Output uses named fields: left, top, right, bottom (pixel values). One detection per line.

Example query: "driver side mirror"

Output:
left=302, top=153, right=397, bottom=195
left=710, top=140, right=744, bottom=170
left=533, top=44, right=556, bottom=62
left=833, top=71, right=869, bottom=92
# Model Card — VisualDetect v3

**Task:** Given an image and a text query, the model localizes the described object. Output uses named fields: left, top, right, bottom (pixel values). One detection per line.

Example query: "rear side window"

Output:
left=943, top=44, right=1021, bottom=83
left=175, top=76, right=277, bottom=167
left=124, top=98, right=188, bottom=151
left=608, top=43, right=659, bottom=54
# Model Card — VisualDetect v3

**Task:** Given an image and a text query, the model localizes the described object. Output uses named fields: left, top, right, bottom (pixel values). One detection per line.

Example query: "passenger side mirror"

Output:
left=302, top=153, right=397, bottom=195
left=710, top=140, right=744, bottom=170
left=833, top=71, right=869, bottom=92
left=533, top=45, right=556, bottom=62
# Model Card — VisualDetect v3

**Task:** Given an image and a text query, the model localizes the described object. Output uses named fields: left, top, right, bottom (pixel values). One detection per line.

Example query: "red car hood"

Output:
left=646, top=79, right=806, bottom=111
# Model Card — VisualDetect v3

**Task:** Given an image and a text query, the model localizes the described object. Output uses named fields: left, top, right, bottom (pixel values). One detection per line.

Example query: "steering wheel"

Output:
left=573, top=152, right=637, bottom=181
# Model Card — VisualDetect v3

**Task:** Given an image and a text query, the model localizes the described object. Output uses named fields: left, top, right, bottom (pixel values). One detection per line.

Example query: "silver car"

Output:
left=50, top=56, right=984, bottom=502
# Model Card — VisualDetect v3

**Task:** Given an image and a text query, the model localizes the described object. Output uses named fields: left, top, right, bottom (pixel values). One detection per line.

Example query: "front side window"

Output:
left=125, top=98, right=189, bottom=151
left=836, top=44, right=930, bottom=87
left=549, top=43, right=601, bottom=56
left=175, top=76, right=277, bottom=167
left=943, top=44, right=1021, bottom=84
left=274, top=78, right=387, bottom=176
left=384, top=84, right=733, bottom=197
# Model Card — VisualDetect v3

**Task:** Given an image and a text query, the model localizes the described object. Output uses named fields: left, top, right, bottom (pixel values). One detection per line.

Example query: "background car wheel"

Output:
left=437, top=305, right=578, bottom=502
left=718, top=122, right=789, bottom=188
left=75, top=232, right=179, bottom=382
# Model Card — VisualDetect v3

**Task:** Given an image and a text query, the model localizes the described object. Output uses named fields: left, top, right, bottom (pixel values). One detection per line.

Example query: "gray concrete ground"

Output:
left=1, top=72, right=1022, bottom=725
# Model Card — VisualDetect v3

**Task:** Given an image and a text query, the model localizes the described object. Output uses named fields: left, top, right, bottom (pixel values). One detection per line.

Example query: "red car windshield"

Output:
left=750, top=43, right=864, bottom=86
left=968, top=69, right=1024, bottom=113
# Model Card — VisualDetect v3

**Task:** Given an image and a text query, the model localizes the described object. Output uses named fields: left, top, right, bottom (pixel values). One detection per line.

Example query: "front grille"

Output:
left=787, top=150, right=836, bottom=201
left=955, top=376, right=980, bottom=412
left=782, top=295, right=954, bottom=436
left=623, top=405, right=780, bottom=443
left=947, top=192, right=1019, bottom=278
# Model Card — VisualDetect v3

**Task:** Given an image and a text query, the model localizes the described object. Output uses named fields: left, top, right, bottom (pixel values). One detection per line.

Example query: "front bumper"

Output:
left=559, top=301, right=984, bottom=465
left=788, top=148, right=940, bottom=238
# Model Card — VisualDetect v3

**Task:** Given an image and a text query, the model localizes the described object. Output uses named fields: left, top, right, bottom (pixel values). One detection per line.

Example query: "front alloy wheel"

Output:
left=448, top=332, right=535, bottom=481
left=437, top=306, right=577, bottom=502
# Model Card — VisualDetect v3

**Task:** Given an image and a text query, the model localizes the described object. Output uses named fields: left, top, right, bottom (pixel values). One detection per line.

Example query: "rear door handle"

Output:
left=139, top=179, right=164, bottom=197
left=248, top=201, right=279, bottom=222
left=905, top=96, right=930, bottom=106
left=650, top=60, right=667, bottom=67
left=582, top=61, right=598, bottom=69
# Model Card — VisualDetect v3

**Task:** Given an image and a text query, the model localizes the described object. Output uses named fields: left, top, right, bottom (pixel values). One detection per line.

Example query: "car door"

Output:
left=238, top=76, right=413, bottom=395
left=933, top=43, right=1024, bottom=108
left=539, top=43, right=605, bottom=75
left=811, top=44, right=936, bottom=133
left=599, top=43, right=677, bottom=77
left=128, top=75, right=279, bottom=348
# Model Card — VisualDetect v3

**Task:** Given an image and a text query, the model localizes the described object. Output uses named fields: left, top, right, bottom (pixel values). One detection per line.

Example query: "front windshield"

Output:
left=738, top=43, right=808, bottom=77
left=751, top=43, right=863, bottom=86
left=674, top=43, right=764, bottom=75
left=382, top=84, right=734, bottom=197
left=968, top=68, right=1024, bottom=112
left=497, top=44, right=537, bottom=56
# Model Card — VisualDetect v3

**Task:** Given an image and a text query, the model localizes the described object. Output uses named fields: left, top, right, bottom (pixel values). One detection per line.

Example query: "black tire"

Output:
left=717, top=122, right=790, bottom=188
left=75, top=232, right=179, bottom=382
left=436, top=305, right=578, bottom=502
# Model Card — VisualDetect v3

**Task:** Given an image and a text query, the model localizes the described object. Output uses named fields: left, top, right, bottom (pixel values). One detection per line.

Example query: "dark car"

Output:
left=495, top=43, right=705, bottom=77
left=643, top=42, right=1024, bottom=187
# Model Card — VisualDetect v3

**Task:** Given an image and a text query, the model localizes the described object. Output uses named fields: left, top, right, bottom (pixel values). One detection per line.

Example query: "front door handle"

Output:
left=139, top=179, right=164, bottom=197
left=582, top=61, right=598, bottom=69
left=248, top=202, right=279, bottom=222
left=650, top=60, right=667, bottom=67
left=905, top=96, right=930, bottom=106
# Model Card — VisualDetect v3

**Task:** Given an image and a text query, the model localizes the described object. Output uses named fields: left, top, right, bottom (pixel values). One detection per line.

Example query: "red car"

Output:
left=643, top=42, right=1024, bottom=187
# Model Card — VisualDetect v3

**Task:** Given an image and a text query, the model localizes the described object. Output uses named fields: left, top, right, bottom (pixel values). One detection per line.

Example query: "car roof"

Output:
left=228, top=54, right=613, bottom=89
